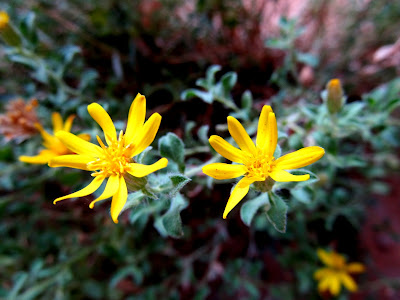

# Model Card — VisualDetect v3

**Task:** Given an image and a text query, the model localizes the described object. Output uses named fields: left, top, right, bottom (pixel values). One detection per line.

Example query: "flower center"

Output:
left=331, top=255, right=347, bottom=270
left=244, top=150, right=276, bottom=179
left=88, top=131, right=134, bottom=177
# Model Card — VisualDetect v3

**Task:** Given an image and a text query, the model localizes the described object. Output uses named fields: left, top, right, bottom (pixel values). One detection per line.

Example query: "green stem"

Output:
left=215, top=96, right=240, bottom=113
left=184, top=146, right=210, bottom=156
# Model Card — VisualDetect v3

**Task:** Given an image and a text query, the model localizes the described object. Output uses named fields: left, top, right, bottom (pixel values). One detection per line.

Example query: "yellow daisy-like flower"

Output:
left=202, top=105, right=325, bottom=218
left=19, top=112, right=90, bottom=164
left=48, top=93, right=168, bottom=223
left=314, top=248, right=365, bottom=296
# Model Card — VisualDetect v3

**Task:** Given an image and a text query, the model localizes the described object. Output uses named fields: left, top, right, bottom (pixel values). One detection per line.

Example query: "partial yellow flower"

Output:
left=48, top=93, right=168, bottom=223
left=19, top=112, right=89, bottom=164
left=202, top=105, right=325, bottom=218
left=0, top=11, right=9, bottom=29
left=314, top=248, right=365, bottom=296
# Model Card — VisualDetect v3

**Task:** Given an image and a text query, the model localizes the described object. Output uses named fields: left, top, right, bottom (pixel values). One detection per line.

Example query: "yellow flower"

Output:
left=0, top=11, right=9, bottom=29
left=314, top=248, right=365, bottom=296
left=19, top=112, right=90, bottom=164
left=202, top=105, right=325, bottom=218
left=48, top=93, right=168, bottom=223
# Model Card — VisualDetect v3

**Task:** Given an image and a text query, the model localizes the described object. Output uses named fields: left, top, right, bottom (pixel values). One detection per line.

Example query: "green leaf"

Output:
left=205, top=65, right=221, bottom=86
left=221, top=72, right=237, bottom=91
left=60, top=45, right=81, bottom=66
left=19, top=12, right=38, bottom=45
left=383, top=98, right=400, bottom=113
left=158, top=133, right=185, bottom=171
left=32, top=61, right=48, bottom=84
left=168, top=174, right=191, bottom=198
left=334, top=155, right=367, bottom=168
left=8, top=272, right=28, bottom=299
left=296, top=52, right=319, bottom=67
left=195, top=78, right=208, bottom=89
left=154, top=194, right=188, bottom=238
left=364, top=78, right=400, bottom=109
left=79, top=69, right=98, bottom=90
left=273, top=144, right=282, bottom=158
left=123, top=191, right=146, bottom=211
left=141, top=186, right=158, bottom=199
left=266, top=192, right=288, bottom=233
left=240, top=193, right=270, bottom=226
left=180, top=89, right=213, bottom=104
left=136, top=146, right=153, bottom=164
left=241, top=90, right=253, bottom=110
left=7, top=53, right=38, bottom=68
left=291, top=188, right=312, bottom=204
left=265, top=38, right=289, bottom=49
left=110, top=265, right=143, bottom=286
left=197, top=125, right=209, bottom=144
left=342, top=102, right=365, bottom=119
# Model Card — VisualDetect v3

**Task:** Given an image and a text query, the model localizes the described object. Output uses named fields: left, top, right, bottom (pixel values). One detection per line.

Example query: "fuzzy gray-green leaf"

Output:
left=240, top=193, right=270, bottom=226
left=159, top=133, right=185, bottom=171
left=266, top=192, right=288, bottom=233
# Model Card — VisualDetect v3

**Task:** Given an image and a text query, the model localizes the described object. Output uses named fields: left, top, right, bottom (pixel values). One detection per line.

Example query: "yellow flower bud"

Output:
left=326, top=79, right=344, bottom=114
left=0, top=11, right=22, bottom=47
left=0, top=11, right=9, bottom=29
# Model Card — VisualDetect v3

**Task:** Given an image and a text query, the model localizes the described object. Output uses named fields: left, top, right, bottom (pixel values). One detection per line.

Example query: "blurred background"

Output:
left=0, top=0, right=399, bottom=299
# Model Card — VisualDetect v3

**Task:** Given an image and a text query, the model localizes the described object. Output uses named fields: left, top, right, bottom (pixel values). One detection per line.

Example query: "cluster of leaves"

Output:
left=180, top=65, right=400, bottom=298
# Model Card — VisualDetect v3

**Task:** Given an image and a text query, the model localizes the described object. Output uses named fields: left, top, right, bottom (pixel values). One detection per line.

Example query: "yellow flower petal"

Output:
left=125, top=93, right=146, bottom=146
left=89, top=175, right=120, bottom=208
left=318, top=275, right=332, bottom=293
left=237, top=176, right=259, bottom=188
left=63, top=115, right=76, bottom=132
left=56, top=131, right=103, bottom=157
left=275, top=146, right=325, bottom=170
left=110, top=176, right=128, bottom=223
left=329, top=276, right=341, bottom=296
left=202, top=163, right=247, bottom=180
left=19, top=149, right=57, bottom=164
left=317, top=249, right=336, bottom=267
left=35, top=123, right=59, bottom=150
left=48, top=154, right=93, bottom=170
left=52, top=112, right=63, bottom=133
left=223, top=177, right=251, bottom=219
left=77, top=133, right=91, bottom=141
left=270, top=169, right=310, bottom=182
left=209, top=135, right=247, bottom=163
left=127, top=158, right=168, bottom=177
left=314, top=268, right=333, bottom=280
left=346, top=263, right=365, bottom=274
left=87, top=103, right=117, bottom=145
left=53, top=176, right=104, bottom=204
left=339, top=272, right=358, bottom=292
left=262, top=112, right=278, bottom=158
left=130, top=113, right=161, bottom=157
left=227, top=116, right=256, bottom=155
left=256, top=105, right=272, bottom=148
